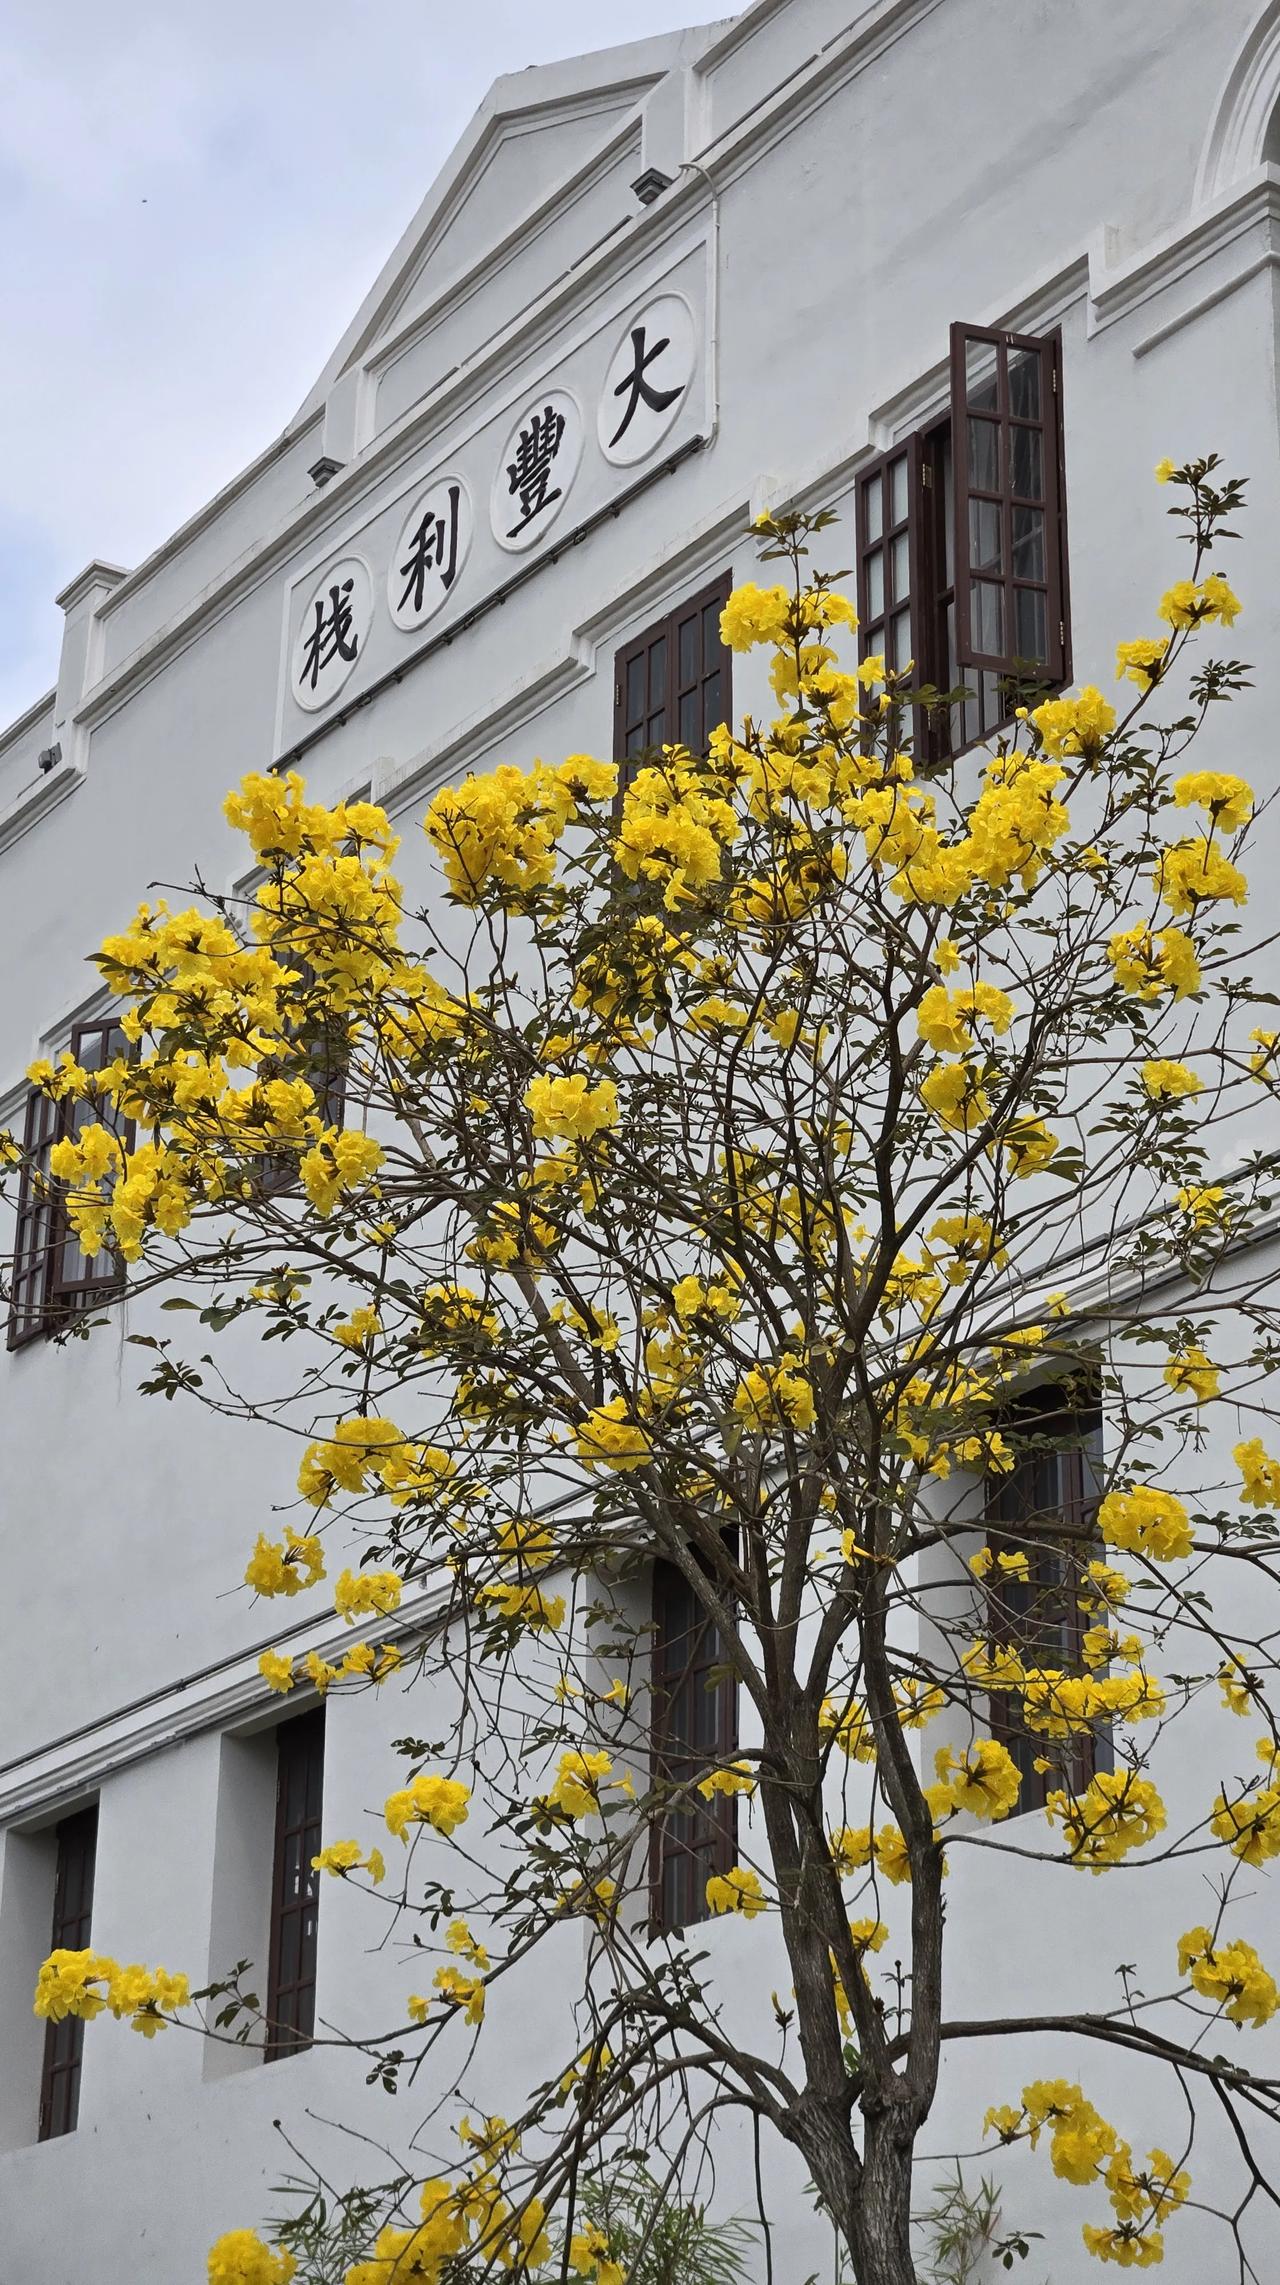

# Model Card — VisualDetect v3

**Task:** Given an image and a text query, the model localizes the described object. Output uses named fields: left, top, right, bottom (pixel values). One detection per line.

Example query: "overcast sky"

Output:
left=0, top=1, right=730, bottom=729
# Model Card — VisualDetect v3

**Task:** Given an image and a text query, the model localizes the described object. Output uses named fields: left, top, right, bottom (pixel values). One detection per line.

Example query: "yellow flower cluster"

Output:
left=34, top=1948, right=189, bottom=2036
left=536, top=1748, right=616, bottom=1821
left=568, top=2223, right=625, bottom=2285
left=383, top=1774, right=471, bottom=1841
left=705, top=1865, right=767, bottom=1917
left=614, top=753, right=740, bottom=911
left=916, top=980, right=1013, bottom=1054
left=731, top=1358, right=816, bottom=1433
left=1177, top=1926, right=1278, bottom=2026
left=1140, top=1059, right=1201, bottom=1103
left=574, top=1399, right=653, bottom=1473
left=1029, top=685, right=1116, bottom=760
left=986, top=2081, right=1189, bottom=2269
left=932, top=1739, right=1021, bottom=1820
left=1045, top=1771, right=1166, bottom=1868
left=243, top=1529, right=325, bottom=1598
left=312, top=1840, right=386, bottom=1883
left=207, top=2232, right=296, bottom=2285
left=1158, top=574, right=1241, bottom=630
left=297, top=1416, right=456, bottom=1509
left=697, top=1760, right=756, bottom=1799
left=523, top=1072, right=618, bottom=1142
left=333, top=1568, right=403, bottom=1623
left=1162, top=1346, right=1217, bottom=1403
left=1107, top=924, right=1200, bottom=1002
left=1211, top=1751, right=1280, bottom=1865
left=1097, top=1486, right=1193, bottom=1563
left=259, top=1641, right=402, bottom=1696
left=424, top=756, right=615, bottom=905
left=1236, top=1436, right=1280, bottom=1508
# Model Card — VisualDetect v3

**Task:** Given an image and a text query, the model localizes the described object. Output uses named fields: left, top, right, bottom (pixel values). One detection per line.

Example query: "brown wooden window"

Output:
left=983, top=1390, right=1106, bottom=1812
left=7, top=1020, right=132, bottom=1351
left=650, top=1560, right=738, bottom=1931
left=39, top=1805, right=98, bottom=2141
left=855, top=325, right=1069, bottom=759
left=265, top=1709, right=325, bottom=2059
left=613, top=572, right=733, bottom=791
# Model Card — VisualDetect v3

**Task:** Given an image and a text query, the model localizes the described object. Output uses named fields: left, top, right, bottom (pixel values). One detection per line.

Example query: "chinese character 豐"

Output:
left=505, top=403, right=567, bottom=537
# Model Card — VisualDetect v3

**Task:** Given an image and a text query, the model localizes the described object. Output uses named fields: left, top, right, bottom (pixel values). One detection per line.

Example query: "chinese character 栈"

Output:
left=298, top=578, right=359, bottom=691
left=505, top=404, right=567, bottom=537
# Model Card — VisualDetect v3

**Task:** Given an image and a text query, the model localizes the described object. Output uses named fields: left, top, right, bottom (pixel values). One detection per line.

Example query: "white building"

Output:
left=3, top=3, right=1280, bottom=2277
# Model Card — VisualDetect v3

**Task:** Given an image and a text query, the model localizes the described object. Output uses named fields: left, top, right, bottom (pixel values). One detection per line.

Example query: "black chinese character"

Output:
left=506, top=404, right=566, bottom=536
left=397, top=484, right=462, bottom=617
left=299, top=578, right=359, bottom=691
left=608, top=324, right=684, bottom=447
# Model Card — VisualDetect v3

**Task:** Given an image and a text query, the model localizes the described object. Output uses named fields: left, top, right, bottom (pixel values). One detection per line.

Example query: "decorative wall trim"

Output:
left=1196, top=0, right=1280, bottom=206
left=0, top=760, right=84, bottom=860
left=1087, top=169, right=1280, bottom=340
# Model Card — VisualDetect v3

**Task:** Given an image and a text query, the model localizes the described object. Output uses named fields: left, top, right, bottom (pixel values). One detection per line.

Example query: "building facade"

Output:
left=4, top=2, right=1280, bottom=2276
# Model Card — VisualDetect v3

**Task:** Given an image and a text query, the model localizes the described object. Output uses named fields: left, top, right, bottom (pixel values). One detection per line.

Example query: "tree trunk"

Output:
left=805, top=2108, right=919, bottom=2285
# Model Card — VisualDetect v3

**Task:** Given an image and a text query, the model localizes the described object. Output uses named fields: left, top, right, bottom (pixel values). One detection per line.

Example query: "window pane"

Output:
left=678, top=690, right=698, bottom=746
left=863, top=473, right=883, bottom=544
left=626, top=656, right=645, bottom=722
left=941, top=433, right=956, bottom=586
left=646, top=711, right=666, bottom=747
left=965, top=340, right=999, bottom=412
left=867, top=550, right=884, bottom=619
left=973, top=581, right=1004, bottom=654
left=968, top=417, right=1000, bottom=494
left=678, top=617, right=698, bottom=686
left=626, top=724, right=645, bottom=755
left=891, top=608, right=912, bottom=668
left=1008, top=349, right=1042, bottom=420
left=889, top=531, right=910, bottom=604
left=703, top=667, right=722, bottom=731
left=702, top=599, right=720, bottom=656
left=1011, top=426, right=1044, bottom=501
left=968, top=498, right=1001, bottom=575
left=1014, top=586, right=1048, bottom=664
left=649, top=637, right=667, bottom=707
left=1012, top=505, right=1046, bottom=580
left=889, top=455, right=909, bottom=526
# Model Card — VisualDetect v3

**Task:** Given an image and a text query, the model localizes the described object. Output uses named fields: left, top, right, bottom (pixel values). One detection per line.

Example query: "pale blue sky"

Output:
left=0, top=1, right=729, bottom=728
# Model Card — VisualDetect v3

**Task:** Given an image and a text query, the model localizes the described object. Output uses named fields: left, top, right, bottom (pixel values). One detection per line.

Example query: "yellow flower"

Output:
left=920, top=1062, right=990, bottom=1133
left=243, top=1529, right=325, bottom=1598
left=311, top=1839, right=363, bottom=1876
left=1162, top=1347, right=1217, bottom=1403
left=718, top=582, right=792, bottom=652
left=477, top=1582, right=566, bottom=1632
left=1154, top=457, right=1177, bottom=484
left=1211, top=1783, right=1280, bottom=1866
left=1172, top=770, right=1253, bottom=833
left=1153, top=839, right=1247, bottom=915
left=1159, top=573, right=1241, bottom=630
left=999, top=1116, right=1059, bottom=1176
left=1235, top=1436, right=1280, bottom=1508
left=1176, top=1181, right=1230, bottom=1231
left=732, top=1359, right=816, bottom=1433
left=539, top=1748, right=616, bottom=1821
left=523, top=1072, right=618, bottom=1143
left=206, top=2231, right=297, bottom=2285
left=334, top=1568, right=402, bottom=1623
left=575, top=1399, right=652, bottom=1473
left=1098, top=1486, right=1193, bottom=1563
left=1115, top=636, right=1169, bottom=689
left=1046, top=1771, right=1166, bottom=1868
left=705, top=1865, right=767, bottom=1917
left=1107, top=923, right=1201, bottom=1002
left=434, top=1964, right=486, bottom=2024
left=1030, top=686, right=1115, bottom=760
left=1141, top=1059, right=1201, bottom=1102
left=297, top=1127, right=384, bottom=1216
left=1177, top=1926, right=1278, bottom=2026
left=258, top=1650, right=295, bottom=1695
left=384, top=1773, right=471, bottom=1841
left=697, top=1760, right=756, bottom=1799
left=916, top=981, right=1013, bottom=1054
left=933, top=1739, right=1021, bottom=1821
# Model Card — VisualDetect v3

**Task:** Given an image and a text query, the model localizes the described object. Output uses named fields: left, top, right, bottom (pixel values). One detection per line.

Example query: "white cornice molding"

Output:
left=0, top=1581, right=451, bottom=1829
left=1087, top=168, right=1280, bottom=343
left=0, top=759, right=84, bottom=859
left=1196, top=0, right=1280, bottom=207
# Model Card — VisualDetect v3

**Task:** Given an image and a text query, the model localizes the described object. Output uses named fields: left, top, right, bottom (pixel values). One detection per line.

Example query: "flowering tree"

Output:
left=9, top=461, right=1280, bottom=2285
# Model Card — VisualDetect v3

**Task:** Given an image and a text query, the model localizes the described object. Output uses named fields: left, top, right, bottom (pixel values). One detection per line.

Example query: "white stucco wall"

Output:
left=4, top=2, right=1280, bottom=2278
